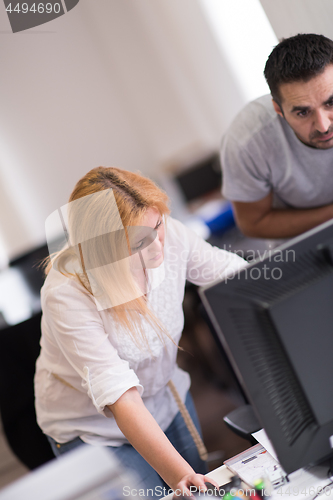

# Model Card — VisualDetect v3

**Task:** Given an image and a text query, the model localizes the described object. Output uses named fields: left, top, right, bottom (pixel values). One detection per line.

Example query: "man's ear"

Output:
left=272, top=99, right=284, bottom=118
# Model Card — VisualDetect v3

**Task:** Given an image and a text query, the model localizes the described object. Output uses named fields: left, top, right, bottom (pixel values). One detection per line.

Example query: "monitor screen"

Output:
left=199, top=219, right=333, bottom=474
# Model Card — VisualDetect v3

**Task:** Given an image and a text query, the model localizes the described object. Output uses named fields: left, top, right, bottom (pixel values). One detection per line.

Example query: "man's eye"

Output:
left=327, top=100, right=333, bottom=107
left=297, top=110, right=309, bottom=117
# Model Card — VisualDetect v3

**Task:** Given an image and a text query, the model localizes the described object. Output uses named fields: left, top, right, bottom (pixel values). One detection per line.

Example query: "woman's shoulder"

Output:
left=165, top=216, right=189, bottom=240
left=41, top=266, right=92, bottom=307
left=165, top=216, right=192, bottom=252
left=166, top=216, right=211, bottom=250
left=166, top=215, right=182, bottom=231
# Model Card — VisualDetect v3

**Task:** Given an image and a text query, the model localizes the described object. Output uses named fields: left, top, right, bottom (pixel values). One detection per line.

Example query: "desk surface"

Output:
left=162, top=459, right=333, bottom=499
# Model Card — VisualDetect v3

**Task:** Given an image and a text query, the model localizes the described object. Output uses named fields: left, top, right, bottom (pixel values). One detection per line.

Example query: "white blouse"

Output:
left=34, top=217, right=246, bottom=446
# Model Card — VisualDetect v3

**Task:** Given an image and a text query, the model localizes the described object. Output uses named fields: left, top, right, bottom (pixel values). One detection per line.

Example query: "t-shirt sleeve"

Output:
left=220, top=130, right=272, bottom=203
left=42, top=280, right=143, bottom=415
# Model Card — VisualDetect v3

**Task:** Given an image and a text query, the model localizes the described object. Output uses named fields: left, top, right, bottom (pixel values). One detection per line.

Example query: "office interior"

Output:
left=0, top=0, right=332, bottom=495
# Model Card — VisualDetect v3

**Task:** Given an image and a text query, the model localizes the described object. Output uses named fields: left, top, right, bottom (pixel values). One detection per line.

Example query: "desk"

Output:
left=162, top=457, right=333, bottom=500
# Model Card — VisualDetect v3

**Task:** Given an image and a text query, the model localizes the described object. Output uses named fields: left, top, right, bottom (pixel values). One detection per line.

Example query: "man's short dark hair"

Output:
left=264, top=33, right=333, bottom=104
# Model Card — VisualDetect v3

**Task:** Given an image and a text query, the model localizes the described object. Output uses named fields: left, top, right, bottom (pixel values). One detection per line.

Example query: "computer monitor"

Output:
left=199, top=219, right=333, bottom=474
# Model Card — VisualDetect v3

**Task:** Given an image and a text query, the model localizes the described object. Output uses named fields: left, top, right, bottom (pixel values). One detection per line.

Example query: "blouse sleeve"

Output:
left=167, top=217, right=247, bottom=286
left=42, top=276, right=143, bottom=415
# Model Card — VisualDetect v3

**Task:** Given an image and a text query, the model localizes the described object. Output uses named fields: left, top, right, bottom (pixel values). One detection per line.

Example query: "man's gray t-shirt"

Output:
left=221, top=94, right=333, bottom=209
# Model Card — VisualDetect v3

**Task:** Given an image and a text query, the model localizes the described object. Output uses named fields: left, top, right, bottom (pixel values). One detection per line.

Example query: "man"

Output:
left=221, top=33, right=333, bottom=239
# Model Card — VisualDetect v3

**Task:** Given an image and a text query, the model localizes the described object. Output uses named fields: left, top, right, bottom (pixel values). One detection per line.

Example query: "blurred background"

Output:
left=1, top=0, right=333, bottom=492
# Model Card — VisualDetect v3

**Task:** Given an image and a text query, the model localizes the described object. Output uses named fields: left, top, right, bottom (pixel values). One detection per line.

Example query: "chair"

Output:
left=0, top=243, right=54, bottom=468
left=223, top=404, right=261, bottom=445
left=0, top=311, right=54, bottom=469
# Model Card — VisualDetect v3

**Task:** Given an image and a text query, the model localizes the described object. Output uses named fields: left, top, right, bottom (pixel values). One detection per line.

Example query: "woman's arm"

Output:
left=108, top=387, right=216, bottom=495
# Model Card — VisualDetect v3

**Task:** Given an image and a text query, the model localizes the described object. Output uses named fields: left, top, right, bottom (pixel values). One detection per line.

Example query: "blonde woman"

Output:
left=35, top=167, right=246, bottom=496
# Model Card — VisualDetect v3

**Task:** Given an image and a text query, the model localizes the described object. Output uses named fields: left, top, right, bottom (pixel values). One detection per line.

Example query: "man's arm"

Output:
left=108, top=387, right=216, bottom=495
left=232, top=191, right=333, bottom=239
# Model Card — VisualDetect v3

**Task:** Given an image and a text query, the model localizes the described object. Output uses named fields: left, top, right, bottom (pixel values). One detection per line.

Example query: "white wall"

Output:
left=0, top=0, right=246, bottom=262
left=260, top=0, right=333, bottom=40
left=198, top=0, right=277, bottom=103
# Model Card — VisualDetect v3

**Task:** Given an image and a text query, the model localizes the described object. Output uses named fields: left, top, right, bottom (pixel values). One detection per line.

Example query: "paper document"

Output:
left=224, top=443, right=287, bottom=489
left=270, top=465, right=332, bottom=500
left=252, top=428, right=278, bottom=461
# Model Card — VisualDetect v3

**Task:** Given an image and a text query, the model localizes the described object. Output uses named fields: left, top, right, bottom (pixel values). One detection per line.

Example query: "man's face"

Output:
left=272, top=64, right=333, bottom=149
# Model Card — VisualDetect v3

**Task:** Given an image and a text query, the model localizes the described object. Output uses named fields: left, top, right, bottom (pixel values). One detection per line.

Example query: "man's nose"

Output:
left=314, top=110, right=331, bottom=133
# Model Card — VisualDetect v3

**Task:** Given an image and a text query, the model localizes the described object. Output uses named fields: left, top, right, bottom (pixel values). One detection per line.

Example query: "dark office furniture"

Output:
left=173, top=153, right=222, bottom=202
left=0, top=312, right=54, bottom=469
left=0, top=243, right=54, bottom=469
left=223, top=405, right=261, bottom=444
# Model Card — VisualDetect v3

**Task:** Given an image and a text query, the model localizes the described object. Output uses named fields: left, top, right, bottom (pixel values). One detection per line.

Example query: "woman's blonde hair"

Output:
left=46, top=166, right=170, bottom=348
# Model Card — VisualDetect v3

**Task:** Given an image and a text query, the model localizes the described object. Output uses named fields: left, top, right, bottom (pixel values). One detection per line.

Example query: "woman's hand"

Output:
left=173, top=474, right=219, bottom=497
